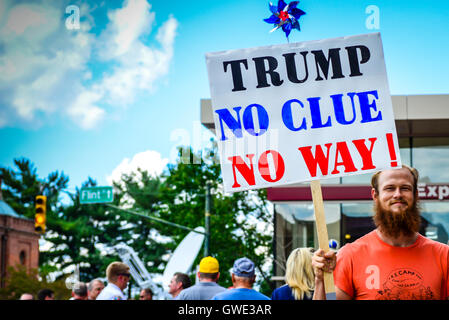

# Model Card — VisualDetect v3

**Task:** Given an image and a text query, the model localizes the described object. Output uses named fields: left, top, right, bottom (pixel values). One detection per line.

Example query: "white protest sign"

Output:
left=206, top=33, right=401, bottom=193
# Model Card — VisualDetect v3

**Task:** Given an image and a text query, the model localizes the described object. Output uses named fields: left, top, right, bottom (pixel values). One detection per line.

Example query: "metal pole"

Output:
left=105, top=204, right=207, bottom=235
left=204, top=182, right=211, bottom=257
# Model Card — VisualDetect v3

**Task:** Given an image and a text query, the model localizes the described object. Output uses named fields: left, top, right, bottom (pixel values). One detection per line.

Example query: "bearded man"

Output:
left=312, top=165, right=449, bottom=300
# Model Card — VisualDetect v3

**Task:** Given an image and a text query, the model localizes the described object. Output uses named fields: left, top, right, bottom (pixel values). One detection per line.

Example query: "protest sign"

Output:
left=206, top=32, right=400, bottom=294
left=206, top=33, right=401, bottom=193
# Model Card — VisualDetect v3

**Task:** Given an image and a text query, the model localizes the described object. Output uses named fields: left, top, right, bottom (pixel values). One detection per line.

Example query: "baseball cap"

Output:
left=232, top=257, right=255, bottom=277
left=199, top=256, right=219, bottom=273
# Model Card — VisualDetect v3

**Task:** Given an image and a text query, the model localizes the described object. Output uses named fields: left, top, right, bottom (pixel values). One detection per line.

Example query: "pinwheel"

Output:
left=263, top=0, right=306, bottom=40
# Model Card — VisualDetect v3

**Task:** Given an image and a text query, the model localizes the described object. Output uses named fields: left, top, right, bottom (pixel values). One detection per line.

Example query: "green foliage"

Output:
left=0, top=158, right=69, bottom=269
left=112, top=171, right=169, bottom=275
left=115, top=143, right=274, bottom=293
left=0, top=265, right=70, bottom=300
left=45, top=177, right=125, bottom=281
left=1, top=158, right=69, bottom=219
left=0, top=160, right=118, bottom=282
left=0, top=142, right=275, bottom=296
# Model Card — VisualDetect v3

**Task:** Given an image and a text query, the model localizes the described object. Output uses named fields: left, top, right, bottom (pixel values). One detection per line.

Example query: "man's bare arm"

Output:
left=312, top=249, right=337, bottom=300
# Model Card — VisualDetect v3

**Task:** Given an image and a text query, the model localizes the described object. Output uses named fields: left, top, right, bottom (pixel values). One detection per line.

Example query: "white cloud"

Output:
left=67, top=89, right=105, bottom=129
left=156, top=15, right=177, bottom=50
left=0, top=0, right=178, bottom=129
left=2, top=3, right=60, bottom=41
left=87, top=0, right=178, bottom=107
left=106, top=0, right=154, bottom=57
left=0, top=1, right=94, bottom=127
left=107, top=150, right=169, bottom=185
left=5, top=5, right=46, bottom=35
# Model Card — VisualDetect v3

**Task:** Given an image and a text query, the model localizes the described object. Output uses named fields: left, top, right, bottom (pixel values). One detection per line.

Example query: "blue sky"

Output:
left=0, top=0, right=448, bottom=195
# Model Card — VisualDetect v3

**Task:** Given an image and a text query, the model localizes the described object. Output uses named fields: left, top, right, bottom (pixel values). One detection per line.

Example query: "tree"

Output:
left=0, top=265, right=71, bottom=300
left=1, top=158, right=69, bottom=219
left=45, top=177, right=125, bottom=281
left=0, top=158, right=69, bottom=270
left=110, top=170, right=170, bottom=275
left=50, top=173, right=168, bottom=282
left=1, top=145, right=275, bottom=295
left=0, top=160, right=122, bottom=282
left=115, top=143, right=274, bottom=293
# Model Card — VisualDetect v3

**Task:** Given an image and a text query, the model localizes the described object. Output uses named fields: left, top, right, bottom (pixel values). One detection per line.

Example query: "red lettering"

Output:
left=258, top=150, right=285, bottom=182
left=386, top=132, right=398, bottom=167
left=298, top=143, right=332, bottom=177
left=228, top=154, right=256, bottom=188
left=331, top=142, right=357, bottom=174
left=352, top=137, right=377, bottom=170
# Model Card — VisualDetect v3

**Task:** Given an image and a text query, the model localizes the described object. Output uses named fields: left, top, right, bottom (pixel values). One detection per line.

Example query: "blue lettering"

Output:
left=281, top=99, right=307, bottom=131
left=331, top=93, right=357, bottom=125
left=357, top=90, right=382, bottom=123
left=243, top=104, right=269, bottom=136
left=308, top=97, right=332, bottom=129
left=215, top=90, right=382, bottom=141
left=215, top=107, right=243, bottom=141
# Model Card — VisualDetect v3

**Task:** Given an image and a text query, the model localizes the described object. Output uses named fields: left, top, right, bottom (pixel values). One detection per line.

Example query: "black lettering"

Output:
left=283, top=51, right=309, bottom=83
left=253, top=56, right=284, bottom=88
left=345, top=45, right=371, bottom=77
left=312, top=48, right=344, bottom=81
left=223, top=59, right=248, bottom=92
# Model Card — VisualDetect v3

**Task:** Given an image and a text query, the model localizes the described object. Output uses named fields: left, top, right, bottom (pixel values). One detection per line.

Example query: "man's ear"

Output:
left=216, top=272, right=220, bottom=281
left=371, top=188, right=377, bottom=200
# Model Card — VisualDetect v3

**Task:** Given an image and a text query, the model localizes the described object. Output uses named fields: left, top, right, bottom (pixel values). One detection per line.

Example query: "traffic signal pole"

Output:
left=105, top=204, right=208, bottom=236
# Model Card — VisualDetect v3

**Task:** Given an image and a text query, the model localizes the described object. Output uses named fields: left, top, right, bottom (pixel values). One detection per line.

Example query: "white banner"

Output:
left=206, top=33, right=401, bottom=193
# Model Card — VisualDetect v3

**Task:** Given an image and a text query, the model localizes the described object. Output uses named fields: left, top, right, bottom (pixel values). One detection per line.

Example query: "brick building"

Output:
left=0, top=192, right=40, bottom=288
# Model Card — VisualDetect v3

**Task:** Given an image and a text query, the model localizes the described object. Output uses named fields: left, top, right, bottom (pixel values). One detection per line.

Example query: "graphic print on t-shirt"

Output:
left=375, top=268, right=434, bottom=300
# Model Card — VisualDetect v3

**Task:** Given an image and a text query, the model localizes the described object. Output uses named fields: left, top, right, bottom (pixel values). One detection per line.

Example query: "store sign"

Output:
left=268, top=184, right=449, bottom=201
left=418, top=183, right=449, bottom=200
left=206, top=33, right=400, bottom=192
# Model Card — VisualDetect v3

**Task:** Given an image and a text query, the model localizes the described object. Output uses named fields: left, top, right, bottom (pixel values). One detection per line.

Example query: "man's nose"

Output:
left=392, top=187, right=402, bottom=198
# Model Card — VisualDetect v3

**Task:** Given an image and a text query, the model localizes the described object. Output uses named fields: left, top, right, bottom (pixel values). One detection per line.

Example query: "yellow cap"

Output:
left=199, top=256, right=219, bottom=273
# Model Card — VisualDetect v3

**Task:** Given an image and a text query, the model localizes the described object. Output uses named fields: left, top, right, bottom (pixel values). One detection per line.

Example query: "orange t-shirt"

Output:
left=334, top=230, right=449, bottom=300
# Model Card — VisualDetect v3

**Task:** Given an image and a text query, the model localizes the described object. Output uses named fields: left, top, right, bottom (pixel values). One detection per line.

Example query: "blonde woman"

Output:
left=271, top=248, right=315, bottom=300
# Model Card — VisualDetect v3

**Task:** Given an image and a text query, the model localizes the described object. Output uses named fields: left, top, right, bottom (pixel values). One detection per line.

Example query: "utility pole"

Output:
left=204, top=181, right=211, bottom=257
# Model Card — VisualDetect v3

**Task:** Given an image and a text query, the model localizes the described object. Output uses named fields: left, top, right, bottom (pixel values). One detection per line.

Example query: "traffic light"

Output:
left=35, top=195, right=47, bottom=234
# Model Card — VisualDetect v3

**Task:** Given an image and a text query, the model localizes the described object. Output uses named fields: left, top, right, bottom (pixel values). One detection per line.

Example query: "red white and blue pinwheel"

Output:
left=264, top=0, right=306, bottom=40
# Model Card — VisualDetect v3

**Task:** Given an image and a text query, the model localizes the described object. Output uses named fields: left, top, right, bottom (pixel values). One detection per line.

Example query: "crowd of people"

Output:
left=17, top=166, right=449, bottom=300
left=16, top=250, right=315, bottom=301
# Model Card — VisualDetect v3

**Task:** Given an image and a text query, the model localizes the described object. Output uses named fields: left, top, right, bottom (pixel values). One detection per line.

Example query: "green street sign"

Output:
left=80, top=186, right=113, bottom=204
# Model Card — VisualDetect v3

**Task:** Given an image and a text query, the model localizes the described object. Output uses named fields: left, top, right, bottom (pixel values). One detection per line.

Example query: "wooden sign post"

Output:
left=310, top=180, right=335, bottom=293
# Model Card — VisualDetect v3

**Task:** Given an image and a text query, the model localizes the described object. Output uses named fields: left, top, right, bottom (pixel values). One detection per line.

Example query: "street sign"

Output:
left=80, top=186, right=114, bottom=204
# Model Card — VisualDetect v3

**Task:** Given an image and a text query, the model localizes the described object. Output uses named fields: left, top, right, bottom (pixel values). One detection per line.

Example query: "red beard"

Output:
left=373, top=198, right=421, bottom=238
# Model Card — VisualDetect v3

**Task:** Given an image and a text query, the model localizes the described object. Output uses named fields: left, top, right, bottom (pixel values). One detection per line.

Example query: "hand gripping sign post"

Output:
left=205, top=33, right=401, bottom=294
